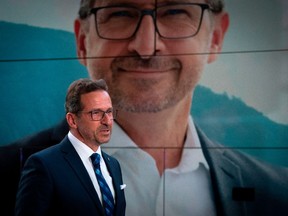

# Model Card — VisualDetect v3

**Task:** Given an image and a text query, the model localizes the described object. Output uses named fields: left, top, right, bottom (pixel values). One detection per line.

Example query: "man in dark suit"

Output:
left=14, top=78, right=126, bottom=216
left=1, top=0, right=288, bottom=215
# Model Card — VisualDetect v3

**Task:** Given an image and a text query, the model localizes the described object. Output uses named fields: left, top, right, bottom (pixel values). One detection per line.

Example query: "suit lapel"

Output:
left=60, top=137, right=105, bottom=215
left=102, top=153, right=121, bottom=187
left=197, top=127, right=247, bottom=216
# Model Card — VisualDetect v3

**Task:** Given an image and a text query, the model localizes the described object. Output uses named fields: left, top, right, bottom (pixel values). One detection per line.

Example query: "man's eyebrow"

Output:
left=95, top=0, right=157, bottom=7
left=95, top=0, right=132, bottom=7
left=91, top=108, right=113, bottom=112
left=157, top=0, right=198, bottom=5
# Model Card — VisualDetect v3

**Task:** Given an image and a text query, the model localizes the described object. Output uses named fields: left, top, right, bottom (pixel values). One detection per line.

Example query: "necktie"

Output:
left=91, top=153, right=115, bottom=216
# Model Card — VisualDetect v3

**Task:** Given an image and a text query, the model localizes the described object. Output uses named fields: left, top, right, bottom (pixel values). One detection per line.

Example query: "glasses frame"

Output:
left=89, top=3, right=212, bottom=40
left=78, top=108, right=117, bottom=121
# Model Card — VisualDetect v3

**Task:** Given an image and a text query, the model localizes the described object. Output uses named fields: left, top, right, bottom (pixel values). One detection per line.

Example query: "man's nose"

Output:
left=128, top=15, right=163, bottom=58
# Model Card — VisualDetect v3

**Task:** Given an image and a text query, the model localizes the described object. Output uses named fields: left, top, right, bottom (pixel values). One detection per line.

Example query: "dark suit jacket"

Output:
left=14, top=136, right=126, bottom=216
left=197, top=128, right=288, bottom=216
left=1, top=119, right=288, bottom=216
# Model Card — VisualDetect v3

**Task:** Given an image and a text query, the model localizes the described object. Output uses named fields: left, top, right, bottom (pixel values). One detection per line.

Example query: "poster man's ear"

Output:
left=208, top=12, right=229, bottom=63
left=74, top=19, right=87, bottom=66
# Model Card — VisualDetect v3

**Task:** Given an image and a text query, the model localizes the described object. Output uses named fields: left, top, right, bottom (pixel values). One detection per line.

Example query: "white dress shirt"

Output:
left=68, top=132, right=115, bottom=204
left=103, top=116, right=216, bottom=216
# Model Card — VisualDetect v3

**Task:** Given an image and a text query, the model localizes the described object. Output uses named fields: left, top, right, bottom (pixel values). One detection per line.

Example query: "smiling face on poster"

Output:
left=0, top=1, right=288, bottom=216
left=0, top=0, right=287, bottom=148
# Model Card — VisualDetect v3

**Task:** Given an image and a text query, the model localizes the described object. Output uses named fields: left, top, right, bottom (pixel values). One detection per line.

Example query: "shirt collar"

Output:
left=68, top=131, right=102, bottom=161
left=103, top=122, right=138, bottom=154
left=104, top=116, right=209, bottom=172
left=170, top=117, right=209, bottom=173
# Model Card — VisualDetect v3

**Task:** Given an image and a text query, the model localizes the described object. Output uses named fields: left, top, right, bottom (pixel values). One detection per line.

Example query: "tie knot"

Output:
left=91, top=153, right=101, bottom=167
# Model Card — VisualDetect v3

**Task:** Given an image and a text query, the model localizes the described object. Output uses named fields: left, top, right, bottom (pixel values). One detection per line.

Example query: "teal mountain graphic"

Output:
left=1, top=21, right=287, bottom=166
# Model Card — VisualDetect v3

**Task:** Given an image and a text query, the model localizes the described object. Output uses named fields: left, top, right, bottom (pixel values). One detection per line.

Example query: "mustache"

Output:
left=98, top=125, right=111, bottom=130
left=111, top=56, right=181, bottom=70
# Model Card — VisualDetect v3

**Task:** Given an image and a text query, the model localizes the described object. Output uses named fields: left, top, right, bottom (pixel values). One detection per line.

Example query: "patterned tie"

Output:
left=91, top=153, right=115, bottom=216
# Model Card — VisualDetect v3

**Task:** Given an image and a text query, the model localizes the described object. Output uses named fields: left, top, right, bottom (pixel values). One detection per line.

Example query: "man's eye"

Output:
left=164, top=9, right=187, bottom=16
left=92, top=111, right=101, bottom=115
left=107, top=10, right=137, bottom=18
left=106, top=110, right=113, bottom=114
left=109, top=10, right=134, bottom=18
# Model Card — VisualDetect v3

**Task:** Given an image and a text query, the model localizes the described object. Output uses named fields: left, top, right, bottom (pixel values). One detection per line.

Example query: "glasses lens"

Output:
left=94, top=4, right=205, bottom=40
left=156, top=4, right=204, bottom=39
left=96, top=6, right=140, bottom=40
left=91, top=109, right=115, bottom=121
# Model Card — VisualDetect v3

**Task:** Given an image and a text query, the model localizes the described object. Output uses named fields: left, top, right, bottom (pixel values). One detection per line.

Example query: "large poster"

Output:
left=1, top=0, right=287, bottom=165
left=0, top=0, right=288, bottom=216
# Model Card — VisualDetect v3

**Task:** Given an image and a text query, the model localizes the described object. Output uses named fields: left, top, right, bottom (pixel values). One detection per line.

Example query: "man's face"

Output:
left=75, top=90, right=114, bottom=145
left=75, top=0, right=228, bottom=113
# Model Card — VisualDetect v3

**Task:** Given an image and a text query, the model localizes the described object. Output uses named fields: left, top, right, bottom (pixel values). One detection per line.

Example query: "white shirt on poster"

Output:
left=103, top=116, right=216, bottom=216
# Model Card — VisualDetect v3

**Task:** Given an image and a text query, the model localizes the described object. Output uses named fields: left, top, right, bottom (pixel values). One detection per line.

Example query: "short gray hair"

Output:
left=78, top=0, right=225, bottom=19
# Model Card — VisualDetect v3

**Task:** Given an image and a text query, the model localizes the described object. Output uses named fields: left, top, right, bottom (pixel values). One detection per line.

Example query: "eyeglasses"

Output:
left=78, top=108, right=117, bottom=121
left=89, top=3, right=212, bottom=40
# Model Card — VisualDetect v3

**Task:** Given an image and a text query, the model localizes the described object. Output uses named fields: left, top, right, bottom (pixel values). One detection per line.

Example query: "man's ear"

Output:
left=74, top=19, right=87, bottom=66
left=208, top=12, right=229, bottom=63
left=66, top=113, right=77, bottom=129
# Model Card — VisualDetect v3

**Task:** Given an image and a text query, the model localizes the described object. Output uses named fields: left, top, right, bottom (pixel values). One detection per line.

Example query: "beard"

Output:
left=91, top=55, right=201, bottom=113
